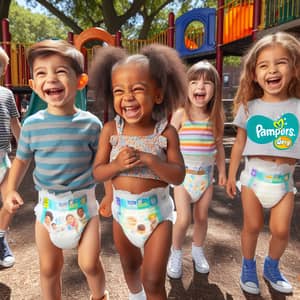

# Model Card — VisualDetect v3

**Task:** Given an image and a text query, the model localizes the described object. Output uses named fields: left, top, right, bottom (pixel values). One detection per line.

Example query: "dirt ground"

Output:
left=1, top=147, right=300, bottom=299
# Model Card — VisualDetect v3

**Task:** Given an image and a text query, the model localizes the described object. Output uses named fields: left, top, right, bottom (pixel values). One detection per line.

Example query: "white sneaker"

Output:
left=192, top=244, right=209, bottom=274
left=129, top=288, right=146, bottom=300
left=167, top=247, right=182, bottom=279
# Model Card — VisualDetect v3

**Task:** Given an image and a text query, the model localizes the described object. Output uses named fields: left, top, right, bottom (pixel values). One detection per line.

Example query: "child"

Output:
left=226, top=32, right=300, bottom=295
left=89, top=44, right=187, bottom=300
left=3, top=40, right=108, bottom=300
left=167, top=61, right=226, bottom=279
left=0, top=46, right=21, bottom=268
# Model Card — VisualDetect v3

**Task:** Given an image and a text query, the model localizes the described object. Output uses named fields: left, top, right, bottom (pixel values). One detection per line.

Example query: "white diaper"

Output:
left=239, top=158, right=295, bottom=208
left=34, top=188, right=98, bottom=249
left=0, top=152, right=11, bottom=184
left=112, top=186, right=174, bottom=248
left=182, top=159, right=214, bottom=203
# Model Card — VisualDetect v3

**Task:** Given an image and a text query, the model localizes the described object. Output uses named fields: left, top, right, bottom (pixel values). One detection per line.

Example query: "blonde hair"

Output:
left=0, top=46, right=9, bottom=76
left=186, top=60, right=224, bottom=141
left=234, top=32, right=300, bottom=115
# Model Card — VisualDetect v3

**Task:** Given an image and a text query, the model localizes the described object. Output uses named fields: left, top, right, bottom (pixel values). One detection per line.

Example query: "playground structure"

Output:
left=1, top=0, right=300, bottom=120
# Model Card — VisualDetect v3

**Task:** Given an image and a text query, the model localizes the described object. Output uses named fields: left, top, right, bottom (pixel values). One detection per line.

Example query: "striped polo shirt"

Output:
left=17, top=109, right=102, bottom=193
left=178, top=119, right=217, bottom=161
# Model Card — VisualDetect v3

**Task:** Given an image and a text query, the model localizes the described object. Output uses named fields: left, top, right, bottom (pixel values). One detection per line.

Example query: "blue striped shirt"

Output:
left=17, top=109, right=102, bottom=193
left=0, top=86, right=20, bottom=151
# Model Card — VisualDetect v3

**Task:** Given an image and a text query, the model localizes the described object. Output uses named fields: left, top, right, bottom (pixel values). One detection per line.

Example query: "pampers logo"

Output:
left=247, top=113, right=299, bottom=150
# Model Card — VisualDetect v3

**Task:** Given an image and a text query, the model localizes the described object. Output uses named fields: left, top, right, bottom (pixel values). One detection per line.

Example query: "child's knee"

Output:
left=40, top=260, right=63, bottom=279
left=79, top=258, right=101, bottom=276
left=270, top=225, right=290, bottom=241
left=175, top=213, right=191, bottom=229
left=142, top=274, right=164, bottom=294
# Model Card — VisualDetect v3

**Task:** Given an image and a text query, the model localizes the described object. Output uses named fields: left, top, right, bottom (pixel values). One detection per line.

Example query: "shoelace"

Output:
left=194, top=253, right=207, bottom=264
left=170, top=252, right=181, bottom=269
left=266, top=263, right=285, bottom=282
left=242, top=264, right=258, bottom=284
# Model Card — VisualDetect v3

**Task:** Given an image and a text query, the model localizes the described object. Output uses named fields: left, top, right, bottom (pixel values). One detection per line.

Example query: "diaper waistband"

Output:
left=113, top=186, right=169, bottom=209
left=185, top=165, right=212, bottom=175
left=39, top=188, right=95, bottom=210
left=250, top=168, right=290, bottom=184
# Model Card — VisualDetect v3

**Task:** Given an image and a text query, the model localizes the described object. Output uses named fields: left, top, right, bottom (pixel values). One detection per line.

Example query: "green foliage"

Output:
left=8, top=0, right=71, bottom=44
left=224, top=56, right=241, bottom=66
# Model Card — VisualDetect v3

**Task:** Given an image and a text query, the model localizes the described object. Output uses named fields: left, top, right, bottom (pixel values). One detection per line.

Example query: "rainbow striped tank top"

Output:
left=178, top=120, right=217, bottom=160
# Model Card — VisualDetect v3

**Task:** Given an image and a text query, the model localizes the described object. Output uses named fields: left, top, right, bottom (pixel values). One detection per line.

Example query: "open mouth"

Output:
left=266, top=77, right=281, bottom=87
left=194, top=92, right=206, bottom=100
left=44, top=88, right=64, bottom=96
left=122, top=105, right=141, bottom=118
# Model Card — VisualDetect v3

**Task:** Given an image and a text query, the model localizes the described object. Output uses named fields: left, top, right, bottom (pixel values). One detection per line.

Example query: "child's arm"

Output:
left=215, top=139, right=226, bottom=186
left=99, top=181, right=113, bottom=217
left=4, top=157, right=31, bottom=213
left=170, top=108, right=184, bottom=131
left=138, top=124, right=185, bottom=185
left=226, top=127, right=246, bottom=198
left=10, top=117, right=21, bottom=142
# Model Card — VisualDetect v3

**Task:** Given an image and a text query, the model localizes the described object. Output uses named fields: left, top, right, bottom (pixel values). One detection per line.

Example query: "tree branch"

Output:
left=35, top=0, right=83, bottom=33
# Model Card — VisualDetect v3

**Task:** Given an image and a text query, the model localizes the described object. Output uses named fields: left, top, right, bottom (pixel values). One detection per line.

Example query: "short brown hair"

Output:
left=27, top=39, right=84, bottom=76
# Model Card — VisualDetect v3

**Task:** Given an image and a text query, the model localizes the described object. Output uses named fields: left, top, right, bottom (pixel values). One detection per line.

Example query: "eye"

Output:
left=277, top=59, right=288, bottom=65
left=204, top=80, right=213, bottom=85
left=190, top=80, right=198, bottom=85
left=34, top=71, right=46, bottom=78
left=57, top=68, right=67, bottom=74
left=113, top=88, right=124, bottom=96
left=132, top=85, right=145, bottom=94
left=257, top=63, right=267, bottom=69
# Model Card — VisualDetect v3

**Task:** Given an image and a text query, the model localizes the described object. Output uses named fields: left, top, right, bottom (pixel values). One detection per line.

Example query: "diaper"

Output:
left=34, top=188, right=98, bottom=249
left=182, top=159, right=214, bottom=203
left=239, top=158, right=295, bottom=208
left=0, top=152, right=11, bottom=184
left=112, top=186, right=173, bottom=248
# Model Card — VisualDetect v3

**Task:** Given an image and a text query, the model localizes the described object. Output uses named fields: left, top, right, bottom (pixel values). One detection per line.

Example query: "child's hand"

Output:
left=218, top=173, right=227, bottom=187
left=135, top=150, right=155, bottom=167
left=4, top=191, right=24, bottom=213
left=115, top=146, right=141, bottom=171
left=226, top=178, right=237, bottom=199
left=99, top=195, right=112, bottom=217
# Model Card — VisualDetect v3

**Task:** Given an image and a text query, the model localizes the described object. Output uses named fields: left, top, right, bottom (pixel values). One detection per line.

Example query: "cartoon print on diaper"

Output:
left=247, top=113, right=299, bottom=150
left=40, top=195, right=90, bottom=235
left=116, top=194, right=163, bottom=243
left=183, top=173, right=209, bottom=201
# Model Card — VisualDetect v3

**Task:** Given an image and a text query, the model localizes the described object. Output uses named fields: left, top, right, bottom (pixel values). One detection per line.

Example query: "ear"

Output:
left=155, top=90, right=163, bottom=104
left=29, top=79, right=36, bottom=91
left=77, top=73, right=88, bottom=90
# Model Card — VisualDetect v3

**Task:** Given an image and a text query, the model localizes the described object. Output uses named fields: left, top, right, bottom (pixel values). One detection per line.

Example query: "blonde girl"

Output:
left=227, top=32, right=300, bottom=295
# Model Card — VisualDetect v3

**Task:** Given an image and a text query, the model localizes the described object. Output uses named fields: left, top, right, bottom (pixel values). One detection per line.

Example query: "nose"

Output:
left=46, top=72, right=58, bottom=82
left=122, top=90, right=134, bottom=100
left=196, top=80, right=205, bottom=88
left=268, top=64, right=278, bottom=74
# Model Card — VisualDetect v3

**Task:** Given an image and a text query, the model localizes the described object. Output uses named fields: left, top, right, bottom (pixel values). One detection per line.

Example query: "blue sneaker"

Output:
left=240, top=257, right=260, bottom=294
left=0, top=236, right=15, bottom=268
left=263, top=256, right=292, bottom=294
